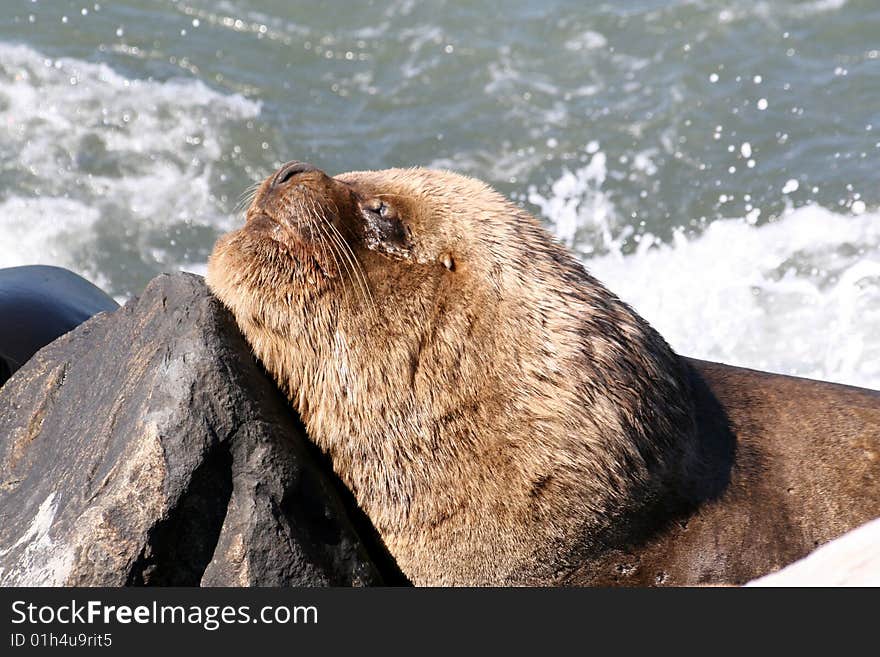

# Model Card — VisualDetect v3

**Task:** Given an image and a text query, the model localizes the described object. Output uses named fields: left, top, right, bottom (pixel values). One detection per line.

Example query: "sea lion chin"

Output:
left=207, top=161, right=880, bottom=586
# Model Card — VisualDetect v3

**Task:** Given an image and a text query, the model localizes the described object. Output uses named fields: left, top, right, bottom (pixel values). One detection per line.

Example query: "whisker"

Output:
left=325, top=197, right=375, bottom=308
left=330, top=224, right=374, bottom=311
left=234, top=181, right=262, bottom=214
left=316, top=220, right=349, bottom=295
left=313, top=198, right=373, bottom=312
left=313, top=211, right=359, bottom=306
left=299, top=199, right=325, bottom=277
left=325, top=223, right=368, bottom=308
left=303, top=198, right=336, bottom=282
left=245, top=180, right=262, bottom=195
left=305, top=196, right=359, bottom=302
left=320, top=200, right=374, bottom=311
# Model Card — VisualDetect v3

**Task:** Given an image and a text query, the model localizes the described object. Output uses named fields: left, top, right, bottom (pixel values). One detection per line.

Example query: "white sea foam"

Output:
left=0, top=197, right=99, bottom=269
left=717, top=0, right=848, bottom=23
left=0, top=43, right=260, bottom=277
left=564, top=31, right=607, bottom=52
left=531, top=154, right=880, bottom=389
left=527, top=151, right=616, bottom=251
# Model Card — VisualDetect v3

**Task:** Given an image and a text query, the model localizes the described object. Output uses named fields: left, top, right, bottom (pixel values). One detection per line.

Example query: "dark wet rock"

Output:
left=0, top=272, right=388, bottom=586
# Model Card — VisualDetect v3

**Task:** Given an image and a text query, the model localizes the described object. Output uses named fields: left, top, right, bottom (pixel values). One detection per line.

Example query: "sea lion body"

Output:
left=207, top=163, right=880, bottom=586
left=0, top=265, right=119, bottom=388
left=566, top=359, right=880, bottom=585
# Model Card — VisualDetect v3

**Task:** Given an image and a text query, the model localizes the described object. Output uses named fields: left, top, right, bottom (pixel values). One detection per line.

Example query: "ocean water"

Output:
left=0, top=0, right=878, bottom=387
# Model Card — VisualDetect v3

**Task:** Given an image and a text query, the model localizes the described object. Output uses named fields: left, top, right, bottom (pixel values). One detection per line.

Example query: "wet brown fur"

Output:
left=207, top=165, right=880, bottom=586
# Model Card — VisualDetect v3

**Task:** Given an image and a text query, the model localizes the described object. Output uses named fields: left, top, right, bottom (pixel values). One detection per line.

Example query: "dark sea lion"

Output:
left=0, top=265, right=119, bottom=388
left=206, top=161, right=880, bottom=586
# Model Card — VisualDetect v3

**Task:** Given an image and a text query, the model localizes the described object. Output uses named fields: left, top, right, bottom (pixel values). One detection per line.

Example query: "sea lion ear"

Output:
left=441, top=253, right=455, bottom=271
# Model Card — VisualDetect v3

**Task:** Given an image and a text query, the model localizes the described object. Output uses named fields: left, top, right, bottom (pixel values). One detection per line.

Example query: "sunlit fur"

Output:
left=207, top=166, right=698, bottom=585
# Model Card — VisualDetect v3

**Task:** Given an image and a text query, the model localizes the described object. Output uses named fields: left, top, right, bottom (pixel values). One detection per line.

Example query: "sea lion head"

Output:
left=209, top=161, right=509, bottom=316
left=207, top=161, right=697, bottom=585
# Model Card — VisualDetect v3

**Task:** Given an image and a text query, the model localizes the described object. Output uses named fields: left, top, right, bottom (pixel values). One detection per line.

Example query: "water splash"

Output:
left=0, top=44, right=260, bottom=294
left=533, top=152, right=880, bottom=389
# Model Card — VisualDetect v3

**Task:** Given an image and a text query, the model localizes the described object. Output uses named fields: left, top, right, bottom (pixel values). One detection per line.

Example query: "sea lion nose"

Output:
left=270, top=160, right=319, bottom=189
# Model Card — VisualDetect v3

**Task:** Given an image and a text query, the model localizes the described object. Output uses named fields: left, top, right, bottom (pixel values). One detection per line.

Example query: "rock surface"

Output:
left=0, top=273, right=392, bottom=586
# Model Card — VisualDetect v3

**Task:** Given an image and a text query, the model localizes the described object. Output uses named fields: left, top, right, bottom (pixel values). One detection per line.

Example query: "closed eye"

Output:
left=359, top=197, right=410, bottom=252
left=364, top=199, right=389, bottom=217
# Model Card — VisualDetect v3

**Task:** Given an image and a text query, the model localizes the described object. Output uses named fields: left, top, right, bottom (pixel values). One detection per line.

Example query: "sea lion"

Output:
left=0, top=265, right=119, bottom=388
left=207, top=161, right=880, bottom=586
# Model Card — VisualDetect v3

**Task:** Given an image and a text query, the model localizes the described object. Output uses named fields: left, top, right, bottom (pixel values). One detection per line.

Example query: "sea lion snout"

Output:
left=249, top=161, right=341, bottom=232
left=270, top=160, right=321, bottom=189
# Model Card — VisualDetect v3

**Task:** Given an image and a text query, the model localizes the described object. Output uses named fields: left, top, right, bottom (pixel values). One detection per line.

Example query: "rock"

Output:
left=0, top=272, right=391, bottom=586
left=747, top=516, right=880, bottom=586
